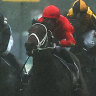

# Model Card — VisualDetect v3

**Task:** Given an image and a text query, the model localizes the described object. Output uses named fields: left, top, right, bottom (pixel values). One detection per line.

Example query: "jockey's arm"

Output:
left=59, top=17, right=76, bottom=47
left=59, top=32, right=76, bottom=47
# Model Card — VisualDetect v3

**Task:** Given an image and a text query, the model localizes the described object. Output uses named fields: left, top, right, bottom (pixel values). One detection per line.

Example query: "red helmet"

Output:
left=43, top=5, right=60, bottom=19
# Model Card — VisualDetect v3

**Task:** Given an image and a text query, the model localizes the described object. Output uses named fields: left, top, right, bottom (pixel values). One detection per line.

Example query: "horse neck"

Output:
left=30, top=51, right=73, bottom=96
left=32, top=50, right=67, bottom=77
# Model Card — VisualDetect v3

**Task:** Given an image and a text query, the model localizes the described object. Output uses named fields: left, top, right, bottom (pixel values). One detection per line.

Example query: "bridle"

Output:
left=0, top=54, right=14, bottom=69
left=28, top=23, right=48, bottom=48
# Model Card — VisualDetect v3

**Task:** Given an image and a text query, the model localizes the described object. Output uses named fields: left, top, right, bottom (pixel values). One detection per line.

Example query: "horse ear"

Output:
left=32, top=19, right=38, bottom=25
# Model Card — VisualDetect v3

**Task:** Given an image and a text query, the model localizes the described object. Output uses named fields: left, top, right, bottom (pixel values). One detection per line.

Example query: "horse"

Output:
left=0, top=23, right=24, bottom=96
left=24, top=21, right=89, bottom=96
left=67, top=17, right=96, bottom=96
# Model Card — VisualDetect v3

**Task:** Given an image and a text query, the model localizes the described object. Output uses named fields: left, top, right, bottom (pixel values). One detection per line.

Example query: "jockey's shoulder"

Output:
left=59, top=15, right=69, bottom=22
left=67, top=8, right=74, bottom=17
left=87, top=7, right=96, bottom=18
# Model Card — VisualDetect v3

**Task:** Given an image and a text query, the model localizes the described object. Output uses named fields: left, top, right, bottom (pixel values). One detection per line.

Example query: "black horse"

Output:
left=0, top=53, right=23, bottom=96
left=25, top=21, right=89, bottom=96
left=0, top=23, right=24, bottom=96
left=67, top=16, right=96, bottom=96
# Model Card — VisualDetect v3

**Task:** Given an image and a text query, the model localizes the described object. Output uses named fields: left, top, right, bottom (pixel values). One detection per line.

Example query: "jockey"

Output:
left=38, top=5, right=76, bottom=48
left=36, top=5, right=77, bottom=66
left=67, top=0, right=96, bottom=49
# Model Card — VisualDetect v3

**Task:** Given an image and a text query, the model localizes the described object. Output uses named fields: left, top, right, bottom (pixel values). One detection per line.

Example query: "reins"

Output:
left=1, top=56, right=12, bottom=67
left=20, top=56, right=30, bottom=74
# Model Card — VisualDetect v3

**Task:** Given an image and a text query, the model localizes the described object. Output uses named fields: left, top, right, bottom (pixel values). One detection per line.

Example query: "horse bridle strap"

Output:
left=53, top=54, right=79, bottom=81
left=1, top=56, right=12, bottom=67
left=29, top=23, right=48, bottom=48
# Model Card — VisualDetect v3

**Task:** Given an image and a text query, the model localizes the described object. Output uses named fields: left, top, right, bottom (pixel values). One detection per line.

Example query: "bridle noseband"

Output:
left=28, top=23, right=48, bottom=48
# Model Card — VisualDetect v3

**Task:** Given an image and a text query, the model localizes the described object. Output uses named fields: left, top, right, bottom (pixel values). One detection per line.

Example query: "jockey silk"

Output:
left=67, top=0, right=96, bottom=32
left=38, top=5, right=76, bottom=47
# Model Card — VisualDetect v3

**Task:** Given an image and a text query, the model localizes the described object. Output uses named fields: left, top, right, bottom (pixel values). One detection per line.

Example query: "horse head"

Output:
left=25, top=22, right=54, bottom=56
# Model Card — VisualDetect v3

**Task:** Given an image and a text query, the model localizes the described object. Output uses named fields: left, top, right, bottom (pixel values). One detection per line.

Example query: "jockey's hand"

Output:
left=70, top=42, right=75, bottom=46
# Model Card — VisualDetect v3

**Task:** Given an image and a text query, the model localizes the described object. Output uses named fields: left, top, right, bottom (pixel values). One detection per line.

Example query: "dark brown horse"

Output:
left=68, top=16, right=96, bottom=96
left=24, top=21, right=89, bottom=96
left=0, top=23, right=23, bottom=96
